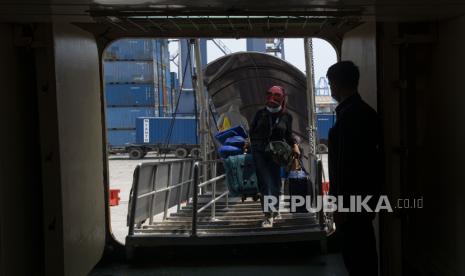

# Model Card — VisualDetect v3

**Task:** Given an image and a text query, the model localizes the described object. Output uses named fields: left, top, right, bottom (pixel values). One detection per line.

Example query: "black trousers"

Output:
left=340, top=218, right=378, bottom=276
left=252, top=148, right=281, bottom=215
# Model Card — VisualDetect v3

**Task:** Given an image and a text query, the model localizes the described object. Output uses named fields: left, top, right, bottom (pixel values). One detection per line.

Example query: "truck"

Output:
left=109, top=117, right=200, bottom=159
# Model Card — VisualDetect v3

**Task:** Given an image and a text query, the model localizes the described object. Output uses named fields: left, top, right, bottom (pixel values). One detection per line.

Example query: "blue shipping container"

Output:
left=106, top=107, right=157, bottom=129
left=104, top=39, right=154, bottom=60
left=105, top=84, right=156, bottom=106
left=104, top=61, right=155, bottom=83
left=153, top=40, right=170, bottom=64
left=316, top=113, right=336, bottom=141
left=136, top=117, right=198, bottom=145
left=107, top=129, right=136, bottom=147
left=174, top=90, right=196, bottom=115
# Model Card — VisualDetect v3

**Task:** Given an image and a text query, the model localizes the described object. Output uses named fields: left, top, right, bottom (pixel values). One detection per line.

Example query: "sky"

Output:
left=169, top=38, right=338, bottom=86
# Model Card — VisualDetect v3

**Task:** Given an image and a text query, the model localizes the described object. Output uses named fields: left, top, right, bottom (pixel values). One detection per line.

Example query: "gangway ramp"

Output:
left=125, top=159, right=328, bottom=259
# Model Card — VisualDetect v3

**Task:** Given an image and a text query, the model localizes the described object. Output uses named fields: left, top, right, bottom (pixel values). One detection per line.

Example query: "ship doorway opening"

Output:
left=102, top=37, right=338, bottom=245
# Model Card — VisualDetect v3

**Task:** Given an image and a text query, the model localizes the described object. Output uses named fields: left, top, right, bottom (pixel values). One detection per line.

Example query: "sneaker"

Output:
left=262, top=216, right=274, bottom=228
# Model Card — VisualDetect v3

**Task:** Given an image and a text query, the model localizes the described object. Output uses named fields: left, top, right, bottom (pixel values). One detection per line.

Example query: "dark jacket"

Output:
left=328, top=93, right=380, bottom=218
left=249, top=108, right=296, bottom=150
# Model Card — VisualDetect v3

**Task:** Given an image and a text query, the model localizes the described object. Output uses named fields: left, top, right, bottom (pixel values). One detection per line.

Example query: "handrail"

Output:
left=198, top=159, right=223, bottom=163
left=198, top=174, right=225, bottom=188
left=191, top=159, right=228, bottom=223
left=192, top=162, right=200, bottom=236
left=137, top=178, right=194, bottom=199
left=136, top=158, right=200, bottom=167
left=128, top=165, right=141, bottom=236
left=197, top=191, right=229, bottom=214
left=137, top=175, right=206, bottom=199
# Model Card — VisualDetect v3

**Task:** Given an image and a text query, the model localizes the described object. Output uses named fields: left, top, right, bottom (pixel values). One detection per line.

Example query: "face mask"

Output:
left=266, top=105, right=282, bottom=113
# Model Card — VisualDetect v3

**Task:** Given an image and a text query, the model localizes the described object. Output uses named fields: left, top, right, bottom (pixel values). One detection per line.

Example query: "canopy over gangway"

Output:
left=203, top=51, right=310, bottom=143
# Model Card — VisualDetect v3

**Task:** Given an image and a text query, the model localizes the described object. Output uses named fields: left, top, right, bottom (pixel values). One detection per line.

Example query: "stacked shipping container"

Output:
left=103, top=39, right=174, bottom=148
left=135, top=117, right=198, bottom=145
left=316, top=113, right=336, bottom=144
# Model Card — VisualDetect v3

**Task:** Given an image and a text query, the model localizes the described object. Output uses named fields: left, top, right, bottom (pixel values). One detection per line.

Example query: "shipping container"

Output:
left=106, top=107, right=157, bottom=129
left=103, top=39, right=154, bottom=60
left=105, top=84, right=156, bottom=106
left=153, top=39, right=162, bottom=62
left=104, top=61, right=156, bottom=83
left=107, top=129, right=136, bottom=147
left=153, top=40, right=170, bottom=65
left=316, top=113, right=336, bottom=142
left=174, top=89, right=196, bottom=115
left=135, top=117, right=198, bottom=145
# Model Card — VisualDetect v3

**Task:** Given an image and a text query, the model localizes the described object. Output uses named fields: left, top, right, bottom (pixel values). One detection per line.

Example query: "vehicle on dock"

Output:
left=110, top=117, right=200, bottom=159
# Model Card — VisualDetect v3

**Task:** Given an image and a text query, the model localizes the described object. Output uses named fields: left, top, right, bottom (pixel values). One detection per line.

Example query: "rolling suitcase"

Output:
left=288, top=158, right=313, bottom=213
left=223, top=154, right=260, bottom=201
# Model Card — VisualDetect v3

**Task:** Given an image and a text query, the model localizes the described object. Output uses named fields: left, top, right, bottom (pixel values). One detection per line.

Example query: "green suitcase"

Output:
left=223, top=154, right=260, bottom=199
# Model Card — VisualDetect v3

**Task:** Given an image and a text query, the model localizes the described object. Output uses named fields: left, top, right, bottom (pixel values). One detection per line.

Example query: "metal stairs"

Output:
left=132, top=195, right=323, bottom=238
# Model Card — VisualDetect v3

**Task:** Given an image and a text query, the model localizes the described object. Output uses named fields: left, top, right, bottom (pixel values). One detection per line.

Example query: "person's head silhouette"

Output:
left=326, top=61, right=360, bottom=103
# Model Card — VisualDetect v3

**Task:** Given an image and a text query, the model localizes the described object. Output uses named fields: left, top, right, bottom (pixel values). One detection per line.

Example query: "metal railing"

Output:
left=191, top=160, right=228, bottom=236
left=127, top=158, right=228, bottom=236
left=127, top=159, right=199, bottom=235
left=127, top=157, right=326, bottom=237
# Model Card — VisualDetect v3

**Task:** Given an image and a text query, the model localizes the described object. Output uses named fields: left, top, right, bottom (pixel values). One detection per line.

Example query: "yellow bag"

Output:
left=220, top=116, right=232, bottom=131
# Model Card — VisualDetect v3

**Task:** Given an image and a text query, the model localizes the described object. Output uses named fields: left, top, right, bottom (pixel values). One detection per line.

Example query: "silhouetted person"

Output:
left=249, top=85, right=299, bottom=228
left=327, top=61, right=380, bottom=276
